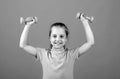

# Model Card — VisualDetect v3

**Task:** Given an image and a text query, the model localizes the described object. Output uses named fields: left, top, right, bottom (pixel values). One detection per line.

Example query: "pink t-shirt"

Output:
left=36, top=48, right=80, bottom=79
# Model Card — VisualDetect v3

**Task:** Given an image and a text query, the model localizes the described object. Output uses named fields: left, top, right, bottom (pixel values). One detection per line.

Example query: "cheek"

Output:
left=50, top=38, right=54, bottom=43
left=62, top=39, right=67, bottom=43
left=49, top=37, right=53, bottom=43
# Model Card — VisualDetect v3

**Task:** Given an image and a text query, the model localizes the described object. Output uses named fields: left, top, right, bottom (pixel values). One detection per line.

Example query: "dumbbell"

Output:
left=76, top=12, right=94, bottom=23
left=20, top=17, right=38, bottom=24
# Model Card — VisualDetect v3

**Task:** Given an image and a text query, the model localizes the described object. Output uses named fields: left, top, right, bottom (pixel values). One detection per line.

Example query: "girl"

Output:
left=19, top=13, right=95, bottom=79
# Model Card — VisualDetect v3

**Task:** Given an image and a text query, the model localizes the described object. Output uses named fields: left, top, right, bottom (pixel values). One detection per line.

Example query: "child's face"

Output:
left=50, top=26, right=67, bottom=49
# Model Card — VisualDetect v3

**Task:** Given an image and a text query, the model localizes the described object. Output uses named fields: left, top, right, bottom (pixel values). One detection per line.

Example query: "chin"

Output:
left=54, top=45, right=63, bottom=49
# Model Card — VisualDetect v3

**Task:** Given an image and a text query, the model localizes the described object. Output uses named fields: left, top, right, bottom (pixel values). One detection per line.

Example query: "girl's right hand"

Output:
left=20, top=17, right=37, bottom=26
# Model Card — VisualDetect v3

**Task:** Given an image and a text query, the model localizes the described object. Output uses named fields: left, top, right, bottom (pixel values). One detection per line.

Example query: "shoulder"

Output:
left=37, top=48, right=49, bottom=56
left=35, top=47, right=46, bottom=61
left=35, top=47, right=47, bottom=57
left=36, top=47, right=46, bottom=52
left=68, top=47, right=80, bottom=59
left=67, top=48, right=75, bottom=56
left=68, top=47, right=78, bottom=54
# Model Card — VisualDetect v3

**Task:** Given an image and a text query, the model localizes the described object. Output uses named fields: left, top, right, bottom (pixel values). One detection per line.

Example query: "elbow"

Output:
left=90, top=40, right=95, bottom=46
left=88, top=39, right=95, bottom=46
left=90, top=36, right=95, bottom=45
left=19, top=43, right=24, bottom=48
left=87, top=36, right=95, bottom=46
left=19, top=42, right=26, bottom=48
left=19, top=39, right=28, bottom=48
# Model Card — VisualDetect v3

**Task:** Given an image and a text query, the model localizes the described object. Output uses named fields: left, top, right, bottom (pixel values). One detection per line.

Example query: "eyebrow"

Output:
left=52, top=34, right=65, bottom=35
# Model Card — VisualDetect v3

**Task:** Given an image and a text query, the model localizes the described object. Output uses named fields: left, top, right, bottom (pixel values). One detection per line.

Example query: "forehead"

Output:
left=51, top=26, right=65, bottom=35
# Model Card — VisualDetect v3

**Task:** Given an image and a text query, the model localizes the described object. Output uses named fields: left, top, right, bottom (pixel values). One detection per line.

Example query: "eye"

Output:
left=60, top=35, right=64, bottom=38
left=53, top=34, right=57, bottom=38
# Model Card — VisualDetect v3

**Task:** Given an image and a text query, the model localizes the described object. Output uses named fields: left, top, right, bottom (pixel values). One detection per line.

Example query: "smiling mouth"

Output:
left=54, top=41, right=63, bottom=45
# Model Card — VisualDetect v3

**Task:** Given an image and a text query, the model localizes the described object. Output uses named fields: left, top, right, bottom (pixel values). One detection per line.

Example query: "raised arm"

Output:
left=76, top=13, right=95, bottom=56
left=19, top=17, right=38, bottom=56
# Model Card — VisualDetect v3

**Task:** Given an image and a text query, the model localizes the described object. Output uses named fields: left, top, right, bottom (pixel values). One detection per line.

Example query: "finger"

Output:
left=81, top=13, right=87, bottom=19
left=80, top=12, right=84, bottom=18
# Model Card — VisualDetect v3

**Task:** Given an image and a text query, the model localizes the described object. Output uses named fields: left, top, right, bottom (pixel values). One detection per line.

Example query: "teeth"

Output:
left=54, top=41, right=62, bottom=45
left=56, top=42, right=61, bottom=44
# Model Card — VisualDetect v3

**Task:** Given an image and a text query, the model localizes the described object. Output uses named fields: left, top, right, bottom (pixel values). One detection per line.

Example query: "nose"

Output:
left=54, top=40, right=62, bottom=44
left=55, top=37, right=61, bottom=42
left=55, top=35, right=60, bottom=40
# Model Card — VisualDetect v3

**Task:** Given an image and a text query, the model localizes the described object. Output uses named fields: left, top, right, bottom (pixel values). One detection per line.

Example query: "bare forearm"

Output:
left=82, top=20, right=95, bottom=44
left=19, top=25, right=31, bottom=47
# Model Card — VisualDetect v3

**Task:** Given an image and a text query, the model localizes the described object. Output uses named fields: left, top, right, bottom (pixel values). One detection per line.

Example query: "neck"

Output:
left=51, top=47, right=65, bottom=54
left=50, top=46, right=68, bottom=59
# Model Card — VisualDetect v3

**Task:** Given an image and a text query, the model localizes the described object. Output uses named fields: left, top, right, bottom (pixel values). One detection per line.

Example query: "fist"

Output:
left=76, top=12, right=87, bottom=21
left=76, top=12, right=81, bottom=19
left=20, top=17, right=38, bottom=25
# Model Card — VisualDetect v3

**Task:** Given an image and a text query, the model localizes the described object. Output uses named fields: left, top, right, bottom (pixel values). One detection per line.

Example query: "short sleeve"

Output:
left=71, top=47, right=80, bottom=60
left=35, top=48, right=43, bottom=62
